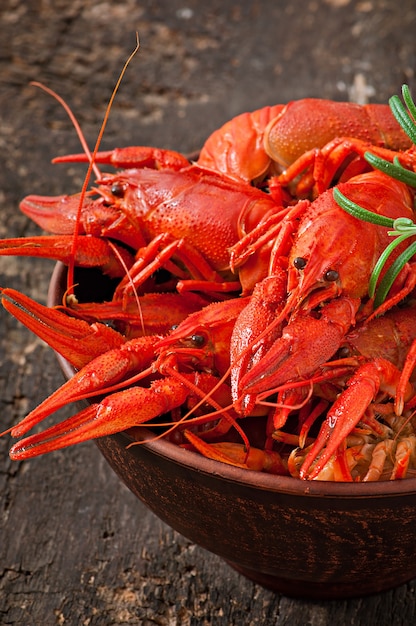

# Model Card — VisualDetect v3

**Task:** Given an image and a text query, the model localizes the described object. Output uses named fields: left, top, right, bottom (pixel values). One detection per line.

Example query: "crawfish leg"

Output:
left=9, top=377, right=190, bottom=460
left=11, top=336, right=158, bottom=438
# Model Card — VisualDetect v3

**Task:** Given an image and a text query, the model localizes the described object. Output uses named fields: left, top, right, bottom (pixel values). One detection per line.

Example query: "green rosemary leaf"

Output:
left=402, top=85, right=416, bottom=124
left=333, top=187, right=394, bottom=227
left=369, top=233, right=412, bottom=298
left=392, top=156, right=416, bottom=186
left=374, top=240, right=416, bottom=307
left=364, top=152, right=416, bottom=186
left=389, top=94, right=416, bottom=144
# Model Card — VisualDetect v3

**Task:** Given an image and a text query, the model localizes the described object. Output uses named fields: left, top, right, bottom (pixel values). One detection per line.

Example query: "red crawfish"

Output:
left=197, top=99, right=412, bottom=185
left=228, top=171, right=416, bottom=417
left=1, top=289, right=251, bottom=460
left=0, top=154, right=284, bottom=297
left=283, top=300, right=416, bottom=481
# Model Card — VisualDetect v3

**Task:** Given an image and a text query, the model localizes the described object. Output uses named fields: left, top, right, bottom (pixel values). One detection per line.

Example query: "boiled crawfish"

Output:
left=273, top=301, right=416, bottom=481
left=6, top=158, right=281, bottom=297
left=3, top=78, right=416, bottom=482
left=229, top=170, right=416, bottom=411
left=2, top=290, right=249, bottom=460
left=197, top=99, right=412, bottom=184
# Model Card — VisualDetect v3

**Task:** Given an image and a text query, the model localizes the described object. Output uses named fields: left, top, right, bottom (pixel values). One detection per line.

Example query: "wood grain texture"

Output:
left=1, top=1, right=416, bottom=623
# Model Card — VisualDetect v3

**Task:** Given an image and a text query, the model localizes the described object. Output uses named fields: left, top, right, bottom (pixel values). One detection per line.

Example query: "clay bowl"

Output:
left=48, top=262, right=416, bottom=600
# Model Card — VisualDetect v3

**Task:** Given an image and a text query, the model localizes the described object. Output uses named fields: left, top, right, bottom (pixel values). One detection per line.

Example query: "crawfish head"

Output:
left=286, top=172, right=415, bottom=310
left=155, top=297, right=250, bottom=377
left=237, top=295, right=360, bottom=398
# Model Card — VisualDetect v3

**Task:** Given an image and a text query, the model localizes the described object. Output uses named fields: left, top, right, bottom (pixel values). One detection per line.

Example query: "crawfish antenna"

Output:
left=67, top=33, right=140, bottom=294
left=30, top=81, right=101, bottom=181
left=44, top=32, right=140, bottom=295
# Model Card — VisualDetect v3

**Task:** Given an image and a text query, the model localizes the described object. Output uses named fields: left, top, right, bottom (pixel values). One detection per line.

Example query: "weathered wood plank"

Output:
left=1, top=1, right=416, bottom=624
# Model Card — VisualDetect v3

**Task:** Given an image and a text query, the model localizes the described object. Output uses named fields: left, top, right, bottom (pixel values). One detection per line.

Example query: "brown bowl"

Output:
left=48, top=262, right=416, bottom=600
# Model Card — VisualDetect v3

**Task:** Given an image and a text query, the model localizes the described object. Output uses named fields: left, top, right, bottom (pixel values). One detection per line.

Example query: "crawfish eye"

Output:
left=337, top=346, right=350, bottom=358
left=293, top=257, right=307, bottom=270
left=190, top=334, right=206, bottom=347
left=111, top=181, right=126, bottom=197
left=324, top=269, right=339, bottom=282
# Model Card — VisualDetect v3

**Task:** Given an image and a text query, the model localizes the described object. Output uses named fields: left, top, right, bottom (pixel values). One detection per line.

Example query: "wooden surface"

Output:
left=1, top=1, right=416, bottom=623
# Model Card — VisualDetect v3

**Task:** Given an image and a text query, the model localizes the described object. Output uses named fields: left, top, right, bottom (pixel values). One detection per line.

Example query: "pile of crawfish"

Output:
left=3, top=79, right=416, bottom=482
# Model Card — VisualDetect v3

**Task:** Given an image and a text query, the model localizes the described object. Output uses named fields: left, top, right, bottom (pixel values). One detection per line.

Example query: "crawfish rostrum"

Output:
left=3, top=81, right=416, bottom=482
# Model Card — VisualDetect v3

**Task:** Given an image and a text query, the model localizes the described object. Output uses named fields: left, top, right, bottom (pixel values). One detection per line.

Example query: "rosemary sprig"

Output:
left=334, top=84, right=416, bottom=307
left=333, top=187, right=416, bottom=307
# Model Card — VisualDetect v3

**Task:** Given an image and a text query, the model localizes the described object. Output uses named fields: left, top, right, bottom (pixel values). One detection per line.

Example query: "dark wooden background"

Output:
left=1, top=1, right=416, bottom=623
